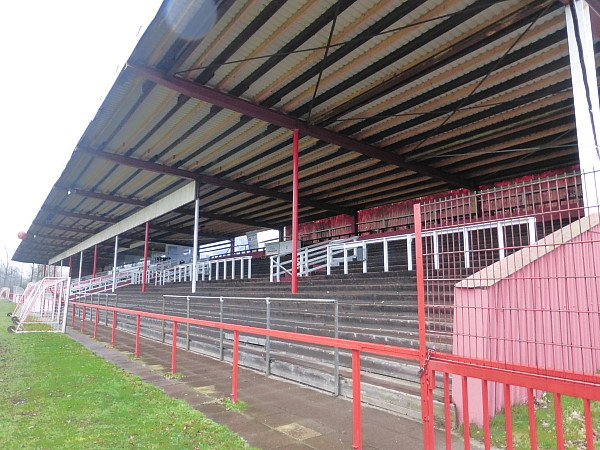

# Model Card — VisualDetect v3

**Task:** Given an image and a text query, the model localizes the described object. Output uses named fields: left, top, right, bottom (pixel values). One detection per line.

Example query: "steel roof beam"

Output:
left=33, top=223, right=95, bottom=235
left=41, top=207, right=118, bottom=224
left=56, top=186, right=148, bottom=207
left=126, top=62, right=473, bottom=189
left=76, top=146, right=354, bottom=216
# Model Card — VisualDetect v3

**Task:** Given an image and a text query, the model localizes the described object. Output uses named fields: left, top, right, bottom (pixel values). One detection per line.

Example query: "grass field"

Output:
left=0, top=300, right=254, bottom=449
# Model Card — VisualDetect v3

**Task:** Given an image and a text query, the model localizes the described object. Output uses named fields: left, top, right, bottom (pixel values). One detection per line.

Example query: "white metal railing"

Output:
left=327, top=216, right=537, bottom=274
left=270, top=237, right=359, bottom=282
left=157, top=255, right=254, bottom=285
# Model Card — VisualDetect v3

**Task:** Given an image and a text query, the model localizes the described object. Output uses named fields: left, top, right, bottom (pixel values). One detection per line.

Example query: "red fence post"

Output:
left=71, top=304, right=75, bottom=327
left=135, top=315, right=141, bottom=358
left=414, top=203, right=435, bottom=449
left=171, top=321, right=178, bottom=374
left=81, top=306, right=85, bottom=333
left=351, top=349, right=362, bottom=450
left=111, top=311, right=117, bottom=346
left=93, top=308, right=99, bottom=339
left=232, top=329, right=239, bottom=403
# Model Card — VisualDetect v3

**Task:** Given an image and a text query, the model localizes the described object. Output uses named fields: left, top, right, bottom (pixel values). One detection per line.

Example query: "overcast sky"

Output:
left=0, top=1, right=163, bottom=259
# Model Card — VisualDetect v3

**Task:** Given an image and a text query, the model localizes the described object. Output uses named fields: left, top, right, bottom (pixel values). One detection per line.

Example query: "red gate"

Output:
left=415, top=171, right=600, bottom=449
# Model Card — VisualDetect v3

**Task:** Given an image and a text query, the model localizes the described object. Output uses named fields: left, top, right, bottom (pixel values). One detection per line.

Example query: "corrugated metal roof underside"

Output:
left=14, top=0, right=594, bottom=264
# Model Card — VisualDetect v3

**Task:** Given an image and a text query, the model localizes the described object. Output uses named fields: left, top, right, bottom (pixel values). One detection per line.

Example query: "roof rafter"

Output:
left=125, top=62, right=474, bottom=190
left=75, top=146, right=354, bottom=216
left=41, top=207, right=118, bottom=224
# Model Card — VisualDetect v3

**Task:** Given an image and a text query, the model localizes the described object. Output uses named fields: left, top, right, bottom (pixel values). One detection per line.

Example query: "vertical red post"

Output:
left=81, top=306, right=85, bottom=333
left=93, top=308, right=99, bottom=339
left=504, top=384, right=513, bottom=450
left=554, top=393, right=565, bottom=450
left=111, top=311, right=117, bottom=346
left=142, top=221, right=150, bottom=293
left=71, top=304, right=75, bottom=327
left=443, top=373, right=452, bottom=449
left=291, top=129, right=299, bottom=294
left=92, top=245, right=98, bottom=278
left=351, top=349, right=362, bottom=450
left=232, top=329, right=239, bottom=403
left=414, top=203, right=434, bottom=449
left=171, top=321, right=178, bottom=374
left=462, top=376, right=471, bottom=450
left=527, top=388, right=538, bottom=450
left=135, top=315, right=141, bottom=358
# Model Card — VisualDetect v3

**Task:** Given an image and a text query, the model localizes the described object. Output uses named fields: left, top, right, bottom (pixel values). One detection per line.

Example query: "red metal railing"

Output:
left=70, top=300, right=419, bottom=450
left=414, top=169, right=600, bottom=449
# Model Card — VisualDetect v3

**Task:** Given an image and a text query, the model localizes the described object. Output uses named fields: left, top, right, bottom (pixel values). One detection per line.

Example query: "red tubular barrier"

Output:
left=462, top=376, right=470, bottom=450
left=527, top=388, right=537, bottom=450
left=81, top=306, right=85, bottom=333
left=232, top=330, right=239, bottom=403
left=584, top=398, right=593, bottom=449
left=482, top=380, right=491, bottom=450
left=504, top=384, right=513, bottom=450
left=554, top=393, right=564, bottom=450
left=135, top=315, right=141, bottom=358
left=171, top=321, right=178, bottom=374
left=443, top=373, right=451, bottom=449
left=352, top=349, right=362, bottom=450
left=93, top=309, right=99, bottom=339
left=71, top=305, right=75, bottom=327
left=111, top=311, right=117, bottom=346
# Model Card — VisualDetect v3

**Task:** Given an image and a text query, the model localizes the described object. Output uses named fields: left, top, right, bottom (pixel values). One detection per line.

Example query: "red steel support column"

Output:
left=92, top=244, right=98, bottom=278
left=291, top=129, right=299, bottom=294
left=171, top=321, right=178, bottom=374
left=142, top=221, right=150, bottom=293
left=232, top=330, right=240, bottom=402
left=352, top=349, right=362, bottom=450
left=414, top=203, right=434, bottom=449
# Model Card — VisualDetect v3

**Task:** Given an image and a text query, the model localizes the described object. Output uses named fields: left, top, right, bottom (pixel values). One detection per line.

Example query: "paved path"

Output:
left=67, top=324, right=463, bottom=449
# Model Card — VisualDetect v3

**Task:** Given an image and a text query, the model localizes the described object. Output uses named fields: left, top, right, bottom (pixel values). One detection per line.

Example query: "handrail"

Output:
left=327, top=216, right=537, bottom=274
left=70, top=300, right=419, bottom=450
left=270, top=236, right=358, bottom=282
left=162, top=294, right=339, bottom=387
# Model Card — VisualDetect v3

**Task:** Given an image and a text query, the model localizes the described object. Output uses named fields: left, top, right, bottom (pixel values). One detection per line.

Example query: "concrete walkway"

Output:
left=67, top=324, right=462, bottom=449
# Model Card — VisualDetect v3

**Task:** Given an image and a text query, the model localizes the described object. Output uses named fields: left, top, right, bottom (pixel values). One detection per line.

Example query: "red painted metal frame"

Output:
left=70, top=300, right=420, bottom=450
left=171, top=322, right=177, bottom=374
left=291, top=129, right=299, bottom=294
left=142, top=221, right=149, bottom=293
left=351, top=349, right=362, bottom=450
left=135, top=315, right=141, bottom=358
left=92, top=244, right=98, bottom=278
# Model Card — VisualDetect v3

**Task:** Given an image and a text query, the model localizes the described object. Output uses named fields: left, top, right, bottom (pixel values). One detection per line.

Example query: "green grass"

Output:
left=466, top=390, right=600, bottom=449
left=0, top=300, right=255, bottom=449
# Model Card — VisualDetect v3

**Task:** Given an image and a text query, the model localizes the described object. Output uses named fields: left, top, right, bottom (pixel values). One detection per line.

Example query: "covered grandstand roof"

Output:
left=13, top=0, right=600, bottom=265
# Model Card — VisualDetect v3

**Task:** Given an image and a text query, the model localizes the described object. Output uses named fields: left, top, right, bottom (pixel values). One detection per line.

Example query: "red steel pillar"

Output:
left=142, top=221, right=150, bottom=293
left=291, top=129, right=299, bottom=294
left=414, top=203, right=435, bottom=449
left=92, top=244, right=98, bottom=278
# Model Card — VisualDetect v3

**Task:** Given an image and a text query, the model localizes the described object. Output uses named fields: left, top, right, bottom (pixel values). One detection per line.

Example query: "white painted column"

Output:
left=566, top=0, right=600, bottom=214
left=191, top=197, right=199, bottom=293
left=112, top=236, right=118, bottom=292
left=78, top=251, right=83, bottom=281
